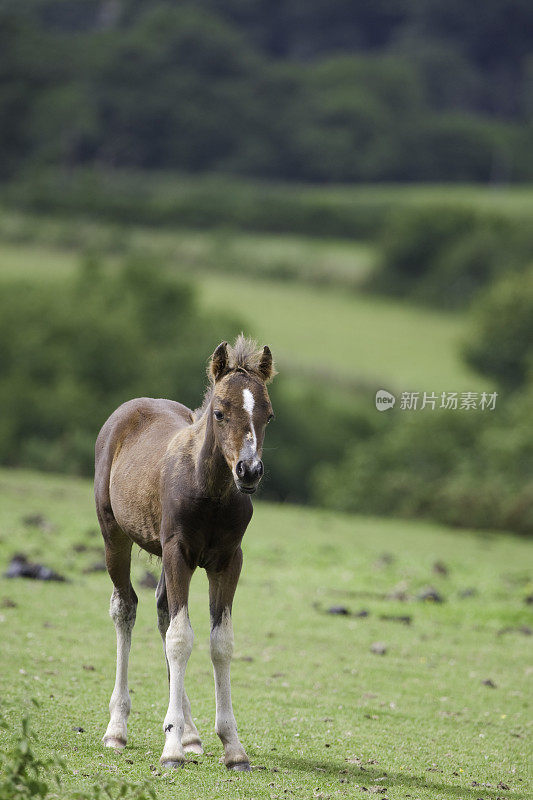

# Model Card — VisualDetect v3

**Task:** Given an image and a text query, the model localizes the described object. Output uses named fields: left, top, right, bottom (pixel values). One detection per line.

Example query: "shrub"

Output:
left=464, top=267, right=533, bottom=390
left=0, top=255, right=243, bottom=474
left=313, top=391, right=533, bottom=535
left=370, top=203, right=533, bottom=308
left=263, top=376, right=384, bottom=504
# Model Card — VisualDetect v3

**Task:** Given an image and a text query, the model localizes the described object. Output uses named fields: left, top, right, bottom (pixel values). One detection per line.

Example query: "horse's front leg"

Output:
left=159, top=541, right=194, bottom=768
left=207, top=548, right=250, bottom=771
left=156, top=571, right=203, bottom=754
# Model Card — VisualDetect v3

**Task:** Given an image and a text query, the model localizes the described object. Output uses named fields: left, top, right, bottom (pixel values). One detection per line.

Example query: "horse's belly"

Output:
left=109, top=452, right=163, bottom=555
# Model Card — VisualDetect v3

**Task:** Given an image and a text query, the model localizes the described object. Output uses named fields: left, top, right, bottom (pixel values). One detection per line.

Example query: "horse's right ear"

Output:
left=209, top=341, right=228, bottom=382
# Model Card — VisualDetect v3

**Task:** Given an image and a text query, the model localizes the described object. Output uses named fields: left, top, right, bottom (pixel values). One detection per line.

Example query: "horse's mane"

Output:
left=193, top=334, right=273, bottom=421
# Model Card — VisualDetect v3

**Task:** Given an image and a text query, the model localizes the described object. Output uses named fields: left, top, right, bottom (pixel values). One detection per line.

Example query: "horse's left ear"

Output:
left=210, top=341, right=228, bottom=382
left=258, top=345, right=276, bottom=383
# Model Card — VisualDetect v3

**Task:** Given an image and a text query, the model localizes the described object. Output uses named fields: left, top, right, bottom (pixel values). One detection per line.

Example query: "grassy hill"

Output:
left=197, top=273, right=480, bottom=392
left=0, top=469, right=530, bottom=800
left=0, top=232, right=484, bottom=393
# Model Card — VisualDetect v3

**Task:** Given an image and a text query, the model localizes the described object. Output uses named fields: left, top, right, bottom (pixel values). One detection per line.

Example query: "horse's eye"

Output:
left=267, top=413, right=274, bottom=424
left=214, top=410, right=224, bottom=421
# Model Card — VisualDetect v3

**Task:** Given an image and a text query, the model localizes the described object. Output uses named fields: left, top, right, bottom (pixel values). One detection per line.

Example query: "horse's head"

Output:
left=208, top=337, right=276, bottom=494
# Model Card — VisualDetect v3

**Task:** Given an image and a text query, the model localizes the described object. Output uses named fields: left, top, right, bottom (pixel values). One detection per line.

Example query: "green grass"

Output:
left=311, top=182, right=533, bottom=214
left=0, top=468, right=530, bottom=800
left=197, top=274, right=486, bottom=392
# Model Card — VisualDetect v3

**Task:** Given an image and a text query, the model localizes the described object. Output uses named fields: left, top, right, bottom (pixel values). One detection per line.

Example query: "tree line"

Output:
left=2, top=0, right=533, bottom=182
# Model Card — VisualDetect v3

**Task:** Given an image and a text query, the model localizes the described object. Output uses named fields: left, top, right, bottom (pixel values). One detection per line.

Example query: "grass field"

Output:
left=0, top=236, right=485, bottom=393
left=0, top=469, right=530, bottom=800
left=0, top=210, right=376, bottom=287
left=197, top=274, right=482, bottom=392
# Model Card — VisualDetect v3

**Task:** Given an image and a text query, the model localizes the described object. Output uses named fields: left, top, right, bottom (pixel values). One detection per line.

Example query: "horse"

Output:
left=94, top=335, right=276, bottom=771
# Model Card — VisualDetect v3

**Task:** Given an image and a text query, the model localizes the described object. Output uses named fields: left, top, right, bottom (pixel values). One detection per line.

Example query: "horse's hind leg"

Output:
left=156, top=571, right=203, bottom=755
left=100, top=516, right=137, bottom=750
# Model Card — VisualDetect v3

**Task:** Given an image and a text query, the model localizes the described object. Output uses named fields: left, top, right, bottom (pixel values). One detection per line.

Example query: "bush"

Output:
left=263, top=376, right=384, bottom=504
left=313, top=391, right=533, bottom=535
left=370, top=203, right=533, bottom=308
left=464, top=268, right=533, bottom=390
left=0, top=255, right=243, bottom=474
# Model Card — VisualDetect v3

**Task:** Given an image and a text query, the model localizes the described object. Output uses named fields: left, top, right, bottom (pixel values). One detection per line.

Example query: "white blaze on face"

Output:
left=242, top=388, right=257, bottom=455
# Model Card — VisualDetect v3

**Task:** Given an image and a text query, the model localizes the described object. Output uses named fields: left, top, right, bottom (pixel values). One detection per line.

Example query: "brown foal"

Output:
left=94, top=336, right=275, bottom=770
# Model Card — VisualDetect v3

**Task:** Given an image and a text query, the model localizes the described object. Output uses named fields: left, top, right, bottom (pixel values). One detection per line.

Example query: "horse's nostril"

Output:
left=236, top=460, right=245, bottom=478
left=256, top=461, right=264, bottom=478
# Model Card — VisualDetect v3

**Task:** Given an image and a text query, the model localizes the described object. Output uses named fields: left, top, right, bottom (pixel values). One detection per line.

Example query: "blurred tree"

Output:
left=0, top=256, right=243, bottom=473
left=0, top=0, right=532, bottom=182
left=291, top=55, right=424, bottom=181
left=89, top=5, right=268, bottom=170
left=464, top=268, right=533, bottom=391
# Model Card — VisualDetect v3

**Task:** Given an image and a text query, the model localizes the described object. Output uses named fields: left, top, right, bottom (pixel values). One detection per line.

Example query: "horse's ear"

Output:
left=210, top=341, right=228, bottom=383
left=258, top=345, right=276, bottom=382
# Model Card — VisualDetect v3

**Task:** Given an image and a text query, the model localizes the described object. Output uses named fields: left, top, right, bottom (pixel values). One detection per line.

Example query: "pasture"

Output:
left=0, top=232, right=484, bottom=393
left=0, top=468, right=530, bottom=799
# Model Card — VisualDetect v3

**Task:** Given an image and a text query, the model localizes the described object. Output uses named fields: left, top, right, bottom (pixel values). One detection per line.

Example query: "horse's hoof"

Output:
left=103, top=737, right=126, bottom=750
left=228, top=761, right=251, bottom=772
left=183, top=742, right=204, bottom=755
left=161, top=760, right=186, bottom=769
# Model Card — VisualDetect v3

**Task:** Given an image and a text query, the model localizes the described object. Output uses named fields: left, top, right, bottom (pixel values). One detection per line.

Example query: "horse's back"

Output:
left=95, top=398, right=194, bottom=552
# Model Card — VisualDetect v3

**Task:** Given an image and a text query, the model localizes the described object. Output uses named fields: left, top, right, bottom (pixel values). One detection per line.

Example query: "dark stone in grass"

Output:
left=497, top=782, right=510, bottom=790
left=83, top=561, right=106, bottom=573
left=432, top=561, right=448, bottom=576
left=327, top=605, right=350, bottom=615
left=139, top=571, right=158, bottom=589
left=524, top=594, right=533, bottom=605
left=72, top=543, right=88, bottom=553
left=417, top=586, right=444, bottom=603
left=5, top=554, right=66, bottom=582
left=72, top=726, right=85, bottom=733
left=497, top=625, right=532, bottom=636
left=22, top=513, right=56, bottom=533
left=1, top=597, right=17, bottom=608
left=459, top=587, right=478, bottom=598
left=482, top=678, right=497, bottom=688
left=379, top=614, right=412, bottom=625
left=355, top=609, right=370, bottom=617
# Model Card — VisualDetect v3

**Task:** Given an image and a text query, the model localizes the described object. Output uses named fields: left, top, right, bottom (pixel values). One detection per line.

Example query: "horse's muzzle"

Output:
left=235, top=458, right=263, bottom=493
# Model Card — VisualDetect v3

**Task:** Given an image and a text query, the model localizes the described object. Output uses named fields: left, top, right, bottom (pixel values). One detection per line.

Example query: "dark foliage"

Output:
left=0, top=256, right=243, bottom=474
left=1, top=1, right=532, bottom=182
left=464, top=268, right=533, bottom=391
left=370, top=204, right=533, bottom=308
left=314, top=390, right=533, bottom=535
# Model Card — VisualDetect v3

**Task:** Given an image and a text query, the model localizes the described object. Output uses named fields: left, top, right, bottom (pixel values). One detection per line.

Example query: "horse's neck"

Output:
left=195, top=411, right=233, bottom=498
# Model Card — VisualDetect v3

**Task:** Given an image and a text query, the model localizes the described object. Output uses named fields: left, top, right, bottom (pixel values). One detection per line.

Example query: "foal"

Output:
left=94, top=336, right=275, bottom=770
